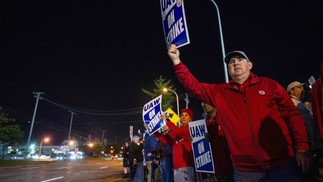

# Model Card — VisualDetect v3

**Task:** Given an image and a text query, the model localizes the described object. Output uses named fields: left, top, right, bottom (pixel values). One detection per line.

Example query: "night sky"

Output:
left=1, top=0, right=323, bottom=145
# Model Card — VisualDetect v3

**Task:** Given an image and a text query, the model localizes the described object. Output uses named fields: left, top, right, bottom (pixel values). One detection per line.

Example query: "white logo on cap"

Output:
left=259, top=90, right=265, bottom=95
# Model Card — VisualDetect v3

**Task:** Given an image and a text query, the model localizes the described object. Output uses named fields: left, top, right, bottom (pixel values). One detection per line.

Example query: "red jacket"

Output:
left=174, top=62, right=309, bottom=172
left=311, top=64, right=323, bottom=138
left=155, top=121, right=194, bottom=169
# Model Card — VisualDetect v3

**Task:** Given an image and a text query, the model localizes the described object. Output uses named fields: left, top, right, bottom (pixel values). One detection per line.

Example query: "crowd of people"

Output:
left=121, top=45, right=322, bottom=182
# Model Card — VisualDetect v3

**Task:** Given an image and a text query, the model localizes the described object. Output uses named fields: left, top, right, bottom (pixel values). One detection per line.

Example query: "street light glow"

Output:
left=44, top=138, right=49, bottom=142
left=162, top=87, right=180, bottom=116
left=39, top=137, right=50, bottom=157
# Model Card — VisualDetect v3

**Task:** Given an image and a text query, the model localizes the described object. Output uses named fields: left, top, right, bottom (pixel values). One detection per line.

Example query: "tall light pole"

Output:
left=163, top=88, right=179, bottom=116
left=68, top=110, right=76, bottom=142
left=184, top=93, right=189, bottom=108
left=101, top=130, right=106, bottom=144
left=210, top=0, right=229, bottom=83
left=26, top=92, right=44, bottom=153
left=39, top=137, right=49, bottom=157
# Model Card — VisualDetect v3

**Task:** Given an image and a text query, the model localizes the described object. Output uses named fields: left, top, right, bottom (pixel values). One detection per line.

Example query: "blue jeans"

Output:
left=160, top=156, right=174, bottom=182
left=234, top=159, right=302, bottom=182
left=133, top=161, right=144, bottom=182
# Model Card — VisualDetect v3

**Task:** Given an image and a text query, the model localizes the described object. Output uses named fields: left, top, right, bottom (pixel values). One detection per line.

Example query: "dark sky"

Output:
left=1, top=0, right=323, bottom=145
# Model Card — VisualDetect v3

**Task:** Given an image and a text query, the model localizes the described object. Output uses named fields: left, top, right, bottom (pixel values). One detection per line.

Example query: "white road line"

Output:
left=40, top=176, right=64, bottom=182
left=57, top=167, right=68, bottom=169
left=100, top=166, right=109, bottom=169
left=21, top=166, right=39, bottom=169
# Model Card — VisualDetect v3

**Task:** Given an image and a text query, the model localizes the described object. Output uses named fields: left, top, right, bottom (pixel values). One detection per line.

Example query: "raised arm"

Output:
left=167, top=44, right=181, bottom=65
left=167, top=44, right=216, bottom=105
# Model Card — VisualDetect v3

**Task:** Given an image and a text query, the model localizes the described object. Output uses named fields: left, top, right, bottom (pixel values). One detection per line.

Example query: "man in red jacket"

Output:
left=311, top=62, right=323, bottom=138
left=167, top=44, right=311, bottom=182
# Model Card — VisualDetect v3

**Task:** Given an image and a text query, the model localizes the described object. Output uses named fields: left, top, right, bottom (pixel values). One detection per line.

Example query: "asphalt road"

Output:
left=3, top=158, right=323, bottom=182
left=0, top=159, right=129, bottom=182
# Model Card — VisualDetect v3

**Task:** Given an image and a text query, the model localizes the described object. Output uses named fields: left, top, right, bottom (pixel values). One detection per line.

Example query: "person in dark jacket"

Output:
left=155, top=139, right=174, bottom=182
left=129, top=135, right=144, bottom=182
left=122, top=140, right=131, bottom=178
left=166, top=44, right=311, bottom=182
left=143, top=123, right=158, bottom=182
left=202, top=102, right=234, bottom=181
left=288, top=81, right=323, bottom=181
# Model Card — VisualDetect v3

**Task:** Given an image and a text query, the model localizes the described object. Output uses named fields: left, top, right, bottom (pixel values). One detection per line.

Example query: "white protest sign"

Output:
left=189, top=119, right=215, bottom=173
left=160, top=0, right=190, bottom=48
left=142, top=95, right=165, bottom=135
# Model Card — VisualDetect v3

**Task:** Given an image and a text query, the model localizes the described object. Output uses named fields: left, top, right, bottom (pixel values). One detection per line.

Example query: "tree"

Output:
left=142, top=75, right=176, bottom=111
left=0, top=107, right=24, bottom=158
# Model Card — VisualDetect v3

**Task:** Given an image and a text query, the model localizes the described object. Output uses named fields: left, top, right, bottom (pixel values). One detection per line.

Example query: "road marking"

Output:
left=40, top=176, right=64, bottom=182
left=100, top=166, right=109, bottom=169
left=21, top=166, right=39, bottom=169
left=57, top=167, right=68, bottom=169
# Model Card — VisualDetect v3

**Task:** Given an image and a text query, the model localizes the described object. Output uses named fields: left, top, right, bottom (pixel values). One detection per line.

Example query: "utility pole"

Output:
left=101, top=130, right=106, bottom=144
left=26, top=92, right=44, bottom=153
left=184, top=93, right=190, bottom=108
left=68, top=110, right=76, bottom=142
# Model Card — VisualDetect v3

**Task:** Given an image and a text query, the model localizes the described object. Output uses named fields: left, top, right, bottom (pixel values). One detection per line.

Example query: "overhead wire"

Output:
left=0, top=79, right=146, bottom=140
left=42, top=97, right=143, bottom=116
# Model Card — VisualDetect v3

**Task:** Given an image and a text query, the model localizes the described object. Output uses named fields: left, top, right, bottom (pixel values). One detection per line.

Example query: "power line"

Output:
left=42, top=98, right=142, bottom=116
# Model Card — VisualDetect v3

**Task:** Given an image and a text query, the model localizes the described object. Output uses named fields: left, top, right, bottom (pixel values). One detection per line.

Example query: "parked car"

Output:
left=68, top=151, right=84, bottom=160
left=55, top=153, right=67, bottom=160
left=10, top=154, right=25, bottom=160
left=8, top=152, right=25, bottom=160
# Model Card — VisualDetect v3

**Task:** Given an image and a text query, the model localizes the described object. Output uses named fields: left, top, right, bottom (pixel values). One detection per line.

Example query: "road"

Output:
left=0, top=158, right=130, bottom=182
left=3, top=158, right=323, bottom=182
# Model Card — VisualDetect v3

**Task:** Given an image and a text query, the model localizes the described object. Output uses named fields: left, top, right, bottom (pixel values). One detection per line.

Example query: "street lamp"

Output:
left=162, top=88, right=179, bottom=116
left=39, top=137, right=49, bottom=157
left=210, top=0, right=229, bottom=83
